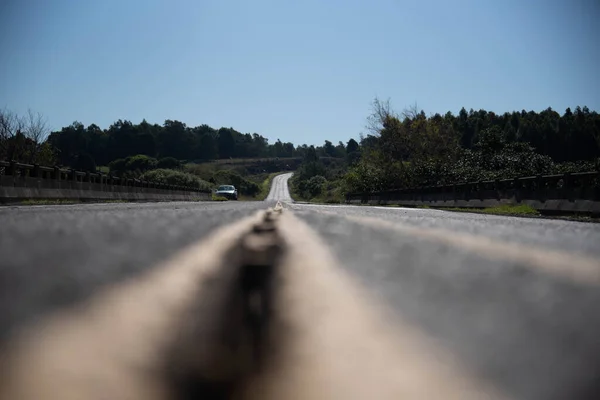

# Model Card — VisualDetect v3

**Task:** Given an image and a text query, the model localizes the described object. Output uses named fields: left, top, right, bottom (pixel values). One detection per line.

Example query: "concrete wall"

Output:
left=346, top=172, right=600, bottom=214
left=0, top=175, right=210, bottom=203
left=346, top=196, right=600, bottom=214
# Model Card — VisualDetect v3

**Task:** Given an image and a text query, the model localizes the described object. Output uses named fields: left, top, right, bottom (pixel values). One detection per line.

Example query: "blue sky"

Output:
left=1, top=0, right=598, bottom=146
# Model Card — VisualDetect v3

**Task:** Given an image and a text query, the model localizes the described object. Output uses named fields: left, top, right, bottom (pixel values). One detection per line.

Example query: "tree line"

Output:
left=290, top=100, right=600, bottom=200
left=2, top=102, right=598, bottom=195
left=0, top=109, right=356, bottom=170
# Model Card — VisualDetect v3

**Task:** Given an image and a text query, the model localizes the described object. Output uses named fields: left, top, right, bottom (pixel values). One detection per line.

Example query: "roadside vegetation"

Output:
left=290, top=99, right=600, bottom=203
left=2, top=101, right=598, bottom=203
left=441, top=204, right=540, bottom=217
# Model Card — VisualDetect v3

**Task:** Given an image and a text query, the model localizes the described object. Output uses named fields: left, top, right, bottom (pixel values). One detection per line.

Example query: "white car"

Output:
left=215, top=185, right=238, bottom=200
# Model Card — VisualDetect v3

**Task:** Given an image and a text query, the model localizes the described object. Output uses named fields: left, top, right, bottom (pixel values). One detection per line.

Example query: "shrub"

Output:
left=157, top=157, right=181, bottom=170
left=140, top=169, right=212, bottom=191
left=108, top=158, right=126, bottom=175
left=125, top=155, right=157, bottom=173
left=306, top=175, right=327, bottom=197
left=109, top=154, right=157, bottom=176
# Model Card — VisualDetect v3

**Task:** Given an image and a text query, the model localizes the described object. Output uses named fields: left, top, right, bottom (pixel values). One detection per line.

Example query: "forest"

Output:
left=0, top=111, right=347, bottom=170
left=290, top=100, right=600, bottom=201
left=1, top=101, right=599, bottom=201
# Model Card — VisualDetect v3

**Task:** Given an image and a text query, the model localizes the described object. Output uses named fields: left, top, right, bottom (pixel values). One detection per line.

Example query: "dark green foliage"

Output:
left=5, top=101, right=599, bottom=200
left=157, top=157, right=181, bottom=169
left=139, top=169, right=212, bottom=191
left=343, top=100, right=600, bottom=194
left=107, top=158, right=126, bottom=175
left=346, top=138, right=361, bottom=165
left=72, top=153, right=96, bottom=172
left=295, top=161, right=326, bottom=181
left=306, top=175, right=327, bottom=196
left=108, top=154, right=157, bottom=176
left=290, top=152, right=349, bottom=200
left=44, top=119, right=302, bottom=169
left=125, top=154, right=157, bottom=172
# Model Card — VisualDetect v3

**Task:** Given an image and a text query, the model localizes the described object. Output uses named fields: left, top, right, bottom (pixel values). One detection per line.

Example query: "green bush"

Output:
left=125, top=155, right=157, bottom=173
left=307, top=175, right=327, bottom=197
left=109, top=154, right=158, bottom=176
left=108, top=158, right=126, bottom=175
left=140, top=169, right=212, bottom=191
left=157, top=157, right=181, bottom=169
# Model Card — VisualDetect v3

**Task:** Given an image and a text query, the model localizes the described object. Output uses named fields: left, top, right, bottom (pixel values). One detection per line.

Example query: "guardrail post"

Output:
left=53, top=166, right=61, bottom=189
left=494, top=179, right=500, bottom=200
left=8, top=160, right=17, bottom=186
left=9, top=160, right=17, bottom=176
left=563, top=173, right=570, bottom=189
left=513, top=177, right=520, bottom=202
left=563, top=173, right=574, bottom=201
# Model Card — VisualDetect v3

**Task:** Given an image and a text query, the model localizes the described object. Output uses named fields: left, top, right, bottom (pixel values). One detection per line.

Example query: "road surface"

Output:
left=0, top=173, right=599, bottom=400
left=265, top=172, right=293, bottom=202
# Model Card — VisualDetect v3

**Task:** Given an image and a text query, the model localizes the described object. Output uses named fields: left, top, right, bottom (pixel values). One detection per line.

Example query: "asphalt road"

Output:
left=265, top=172, right=293, bottom=202
left=1, top=173, right=599, bottom=400
left=0, top=200, right=271, bottom=342
left=290, top=203, right=600, bottom=400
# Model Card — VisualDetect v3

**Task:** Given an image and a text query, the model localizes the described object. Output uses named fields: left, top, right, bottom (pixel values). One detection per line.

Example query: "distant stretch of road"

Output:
left=265, top=172, right=293, bottom=202
left=1, top=173, right=599, bottom=400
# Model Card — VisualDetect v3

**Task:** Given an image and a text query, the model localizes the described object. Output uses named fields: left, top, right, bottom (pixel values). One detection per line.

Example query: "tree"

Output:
left=0, top=108, right=25, bottom=161
left=73, top=153, right=96, bottom=172
left=47, top=121, right=87, bottom=166
left=282, top=142, right=295, bottom=157
left=323, top=140, right=336, bottom=157
left=273, top=139, right=284, bottom=157
left=158, top=120, right=190, bottom=159
left=198, top=133, right=218, bottom=160
left=0, top=108, right=50, bottom=163
left=304, top=146, right=318, bottom=163
left=346, top=138, right=360, bottom=165
left=366, top=97, right=396, bottom=136
left=217, top=128, right=235, bottom=158
left=23, top=109, right=50, bottom=163
left=347, top=138, right=359, bottom=154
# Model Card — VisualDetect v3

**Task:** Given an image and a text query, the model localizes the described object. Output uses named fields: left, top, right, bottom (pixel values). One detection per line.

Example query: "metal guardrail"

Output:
left=346, top=171, right=600, bottom=206
left=0, top=160, right=210, bottom=193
